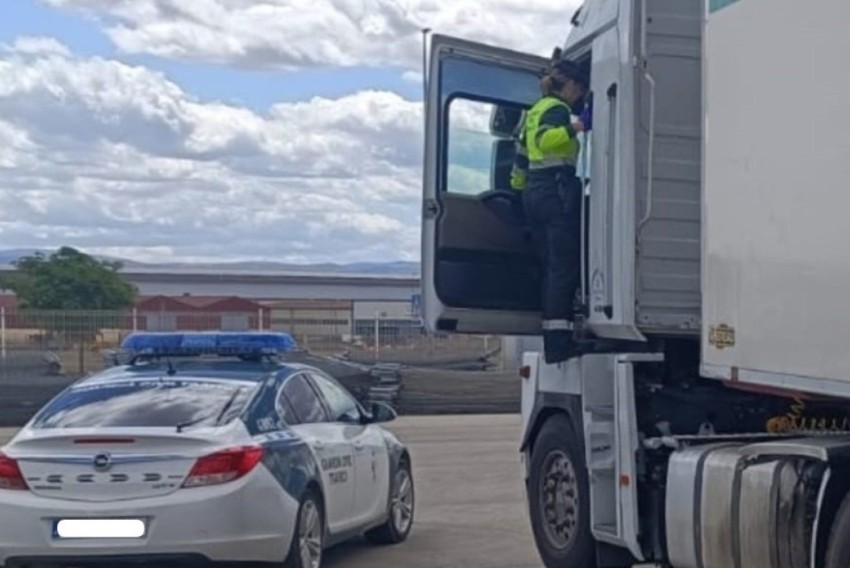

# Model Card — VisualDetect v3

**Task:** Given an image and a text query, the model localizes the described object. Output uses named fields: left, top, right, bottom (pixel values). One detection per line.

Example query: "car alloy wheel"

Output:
left=391, top=468, right=414, bottom=535
left=298, top=499, right=323, bottom=568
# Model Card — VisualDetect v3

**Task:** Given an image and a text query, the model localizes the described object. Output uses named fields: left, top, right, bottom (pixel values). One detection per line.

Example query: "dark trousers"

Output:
left=523, top=170, right=582, bottom=363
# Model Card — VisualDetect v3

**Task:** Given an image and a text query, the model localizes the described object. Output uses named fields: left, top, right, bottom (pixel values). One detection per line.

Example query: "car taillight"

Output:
left=182, top=446, right=264, bottom=488
left=0, top=452, right=27, bottom=490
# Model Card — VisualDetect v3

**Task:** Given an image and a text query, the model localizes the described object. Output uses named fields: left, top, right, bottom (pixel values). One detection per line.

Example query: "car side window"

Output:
left=276, top=385, right=301, bottom=426
left=308, top=372, right=361, bottom=424
left=281, top=374, right=329, bottom=425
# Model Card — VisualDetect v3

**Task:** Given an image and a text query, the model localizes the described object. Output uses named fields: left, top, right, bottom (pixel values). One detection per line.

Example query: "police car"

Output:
left=0, top=332, right=414, bottom=568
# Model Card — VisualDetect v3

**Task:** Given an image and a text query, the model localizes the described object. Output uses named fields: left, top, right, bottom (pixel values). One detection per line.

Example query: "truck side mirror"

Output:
left=490, top=106, right=523, bottom=138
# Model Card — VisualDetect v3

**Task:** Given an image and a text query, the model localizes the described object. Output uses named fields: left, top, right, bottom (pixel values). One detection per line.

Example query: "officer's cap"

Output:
left=550, top=59, right=588, bottom=87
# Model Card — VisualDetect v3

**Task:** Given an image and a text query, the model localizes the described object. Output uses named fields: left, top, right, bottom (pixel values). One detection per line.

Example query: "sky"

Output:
left=0, top=0, right=578, bottom=264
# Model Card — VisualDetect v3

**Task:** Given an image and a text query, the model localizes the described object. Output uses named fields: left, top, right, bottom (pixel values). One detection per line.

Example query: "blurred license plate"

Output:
left=54, top=519, right=146, bottom=539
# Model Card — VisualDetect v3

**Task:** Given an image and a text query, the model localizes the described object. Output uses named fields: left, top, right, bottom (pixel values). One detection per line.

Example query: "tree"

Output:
left=1, top=247, right=137, bottom=374
left=3, top=247, right=136, bottom=310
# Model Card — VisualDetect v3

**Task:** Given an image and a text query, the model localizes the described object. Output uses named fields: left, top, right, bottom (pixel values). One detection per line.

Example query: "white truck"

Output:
left=420, top=1, right=850, bottom=567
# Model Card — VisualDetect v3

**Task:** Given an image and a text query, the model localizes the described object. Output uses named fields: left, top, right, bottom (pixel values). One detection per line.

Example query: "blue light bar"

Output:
left=120, top=332, right=297, bottom=358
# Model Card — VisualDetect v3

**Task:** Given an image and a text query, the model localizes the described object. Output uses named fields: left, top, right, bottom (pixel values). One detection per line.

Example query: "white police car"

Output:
left=0, top=332, right=414, bottom=568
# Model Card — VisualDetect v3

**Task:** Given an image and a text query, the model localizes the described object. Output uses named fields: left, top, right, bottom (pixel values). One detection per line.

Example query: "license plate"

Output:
left=54, top=519, right=147, bottom=539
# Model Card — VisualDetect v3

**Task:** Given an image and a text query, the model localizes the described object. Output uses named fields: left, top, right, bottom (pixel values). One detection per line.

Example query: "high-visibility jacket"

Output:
left=510, top=130, right=529, bottom=190
left=511, top=95, right=579, bottom=190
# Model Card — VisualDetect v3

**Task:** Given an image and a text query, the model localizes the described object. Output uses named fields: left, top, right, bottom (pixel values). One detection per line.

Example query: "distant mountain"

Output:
left=149, top=260, right=420, bottom=275
left=0, top=249, right=45, bottom=265
left=0, top=249, right=420, bottom=277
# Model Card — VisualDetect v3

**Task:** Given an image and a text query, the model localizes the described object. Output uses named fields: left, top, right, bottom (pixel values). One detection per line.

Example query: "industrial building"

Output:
left=119, top=266, right=419, bottom=303
left=0, top=266, right=423, bottom=338
left=118, top=268, right=422, bottom=336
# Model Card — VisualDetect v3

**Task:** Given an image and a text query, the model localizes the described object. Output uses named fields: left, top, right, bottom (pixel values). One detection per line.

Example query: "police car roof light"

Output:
left=120, top=332, right=297, bottom=358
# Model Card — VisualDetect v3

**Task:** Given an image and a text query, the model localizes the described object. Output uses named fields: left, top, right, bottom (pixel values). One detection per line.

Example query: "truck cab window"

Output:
left=577, top=131, right=591, bottom=182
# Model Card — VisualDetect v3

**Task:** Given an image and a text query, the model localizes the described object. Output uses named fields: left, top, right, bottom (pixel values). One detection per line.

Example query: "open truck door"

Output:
left=422, top=35, right=551, bottom=335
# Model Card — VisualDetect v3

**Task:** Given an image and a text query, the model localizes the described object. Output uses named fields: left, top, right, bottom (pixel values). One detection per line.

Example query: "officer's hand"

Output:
left=573, top=120, right=586, bottom=133
left=579, top=107, right=592, bottom=131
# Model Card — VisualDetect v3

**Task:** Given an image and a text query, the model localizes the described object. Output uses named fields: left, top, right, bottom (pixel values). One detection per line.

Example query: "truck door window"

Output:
left=446, top=98, right=499, bottom=196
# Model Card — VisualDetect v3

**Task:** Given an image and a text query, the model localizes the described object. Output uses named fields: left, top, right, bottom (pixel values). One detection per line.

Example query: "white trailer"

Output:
left=420, top=1, right=850, bottom=567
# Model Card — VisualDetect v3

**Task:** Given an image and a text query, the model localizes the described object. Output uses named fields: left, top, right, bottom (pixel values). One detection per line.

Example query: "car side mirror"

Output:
left=370, top=402, right=397, bottom=424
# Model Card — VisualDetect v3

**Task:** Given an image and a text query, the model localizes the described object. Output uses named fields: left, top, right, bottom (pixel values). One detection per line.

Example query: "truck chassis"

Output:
left=520, top=340, right=850, bottom=568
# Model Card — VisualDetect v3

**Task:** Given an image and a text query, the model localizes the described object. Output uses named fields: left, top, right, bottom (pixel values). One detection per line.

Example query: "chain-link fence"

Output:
left=0, top=308, right=502, bottom=381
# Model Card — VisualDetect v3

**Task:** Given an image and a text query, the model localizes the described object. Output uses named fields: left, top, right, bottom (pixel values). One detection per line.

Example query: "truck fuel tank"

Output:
left=665, top=439, right=835, bottom=568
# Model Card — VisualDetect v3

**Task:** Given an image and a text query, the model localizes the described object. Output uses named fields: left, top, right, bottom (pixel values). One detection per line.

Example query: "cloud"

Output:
left=0, top=45, right=424, bottom=263
left=402, top=70, right=423, bottom=84
left=4, top=36, right=72, bottom=57
left=40, top=0, right=580, bottom=70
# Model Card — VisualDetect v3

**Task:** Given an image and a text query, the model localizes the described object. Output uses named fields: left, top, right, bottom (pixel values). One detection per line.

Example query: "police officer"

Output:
left=521, top=59, right=590, bottom=364
left=510, top=71, right=561, bottom=192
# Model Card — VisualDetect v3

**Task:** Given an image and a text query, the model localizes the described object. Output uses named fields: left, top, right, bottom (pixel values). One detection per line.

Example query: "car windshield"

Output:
left=30, top=378, right=258, bottom=429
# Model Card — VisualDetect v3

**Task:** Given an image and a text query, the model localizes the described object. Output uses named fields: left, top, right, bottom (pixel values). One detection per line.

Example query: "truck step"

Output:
left=585, top=404, right=615, bottom=416
left=593, top=523, right=618, bottom=538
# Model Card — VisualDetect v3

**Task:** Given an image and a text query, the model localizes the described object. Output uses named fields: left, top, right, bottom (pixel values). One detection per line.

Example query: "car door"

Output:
left=280, top=373, right=357, bottom=534
left=307, top=371, right=389, bottom=526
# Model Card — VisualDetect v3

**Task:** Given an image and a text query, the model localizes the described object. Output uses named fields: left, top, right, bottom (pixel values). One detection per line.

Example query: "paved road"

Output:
left=0, top=415, right=543, bottom=568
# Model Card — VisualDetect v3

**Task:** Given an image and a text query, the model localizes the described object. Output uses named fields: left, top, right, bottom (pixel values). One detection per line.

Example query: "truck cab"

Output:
left=421, top=0, right=702, bottom=342
left=421, top=1, right=850, bottom=568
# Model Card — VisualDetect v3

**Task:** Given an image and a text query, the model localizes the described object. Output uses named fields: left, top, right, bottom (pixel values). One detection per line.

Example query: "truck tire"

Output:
left=528, top=413, right=596, bottom=568
left=825, top=491, right=850, bottom=568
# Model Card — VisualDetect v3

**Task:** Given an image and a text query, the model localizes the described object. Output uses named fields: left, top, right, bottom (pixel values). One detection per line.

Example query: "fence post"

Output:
left=1, top=306, right=5, bottom=360
left=374, top=311, right=380, bottom=361
left=258, top=308, right=264, bottom=331
left=132, top=308, right=138, bottom=332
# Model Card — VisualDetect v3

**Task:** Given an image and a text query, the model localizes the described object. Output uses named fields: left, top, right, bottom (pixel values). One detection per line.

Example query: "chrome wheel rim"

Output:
left=298, top=500, right=322, bottom=568
left=539, top=449, right=578, bottom=550
left=391, top=468, right=414, bottom=535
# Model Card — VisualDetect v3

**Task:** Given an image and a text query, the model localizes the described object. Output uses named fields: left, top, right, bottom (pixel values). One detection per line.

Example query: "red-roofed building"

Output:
left=135, top=295, right=270, bottom=332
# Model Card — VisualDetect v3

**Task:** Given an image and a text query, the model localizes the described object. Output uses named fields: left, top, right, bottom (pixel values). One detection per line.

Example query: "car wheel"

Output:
left=366, top=459, right=415, bottom=545
left=284, top=489, right=325, bottom=568
left=528, top=414, right=595, bottom=568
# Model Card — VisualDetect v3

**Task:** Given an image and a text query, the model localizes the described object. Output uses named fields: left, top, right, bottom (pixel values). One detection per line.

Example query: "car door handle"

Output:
left=354, top=441, right=365, bottom=452
left=313, top=441, right=325, bottom=451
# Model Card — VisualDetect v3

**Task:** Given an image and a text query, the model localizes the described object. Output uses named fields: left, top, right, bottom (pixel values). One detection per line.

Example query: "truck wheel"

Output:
left=825, top=491, right=850, bottom=568
left=528, top=414, right=595, bottom=568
